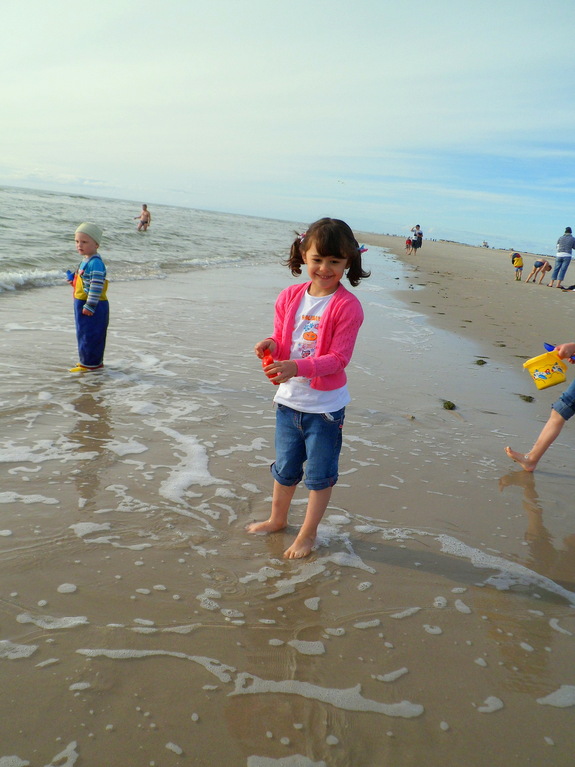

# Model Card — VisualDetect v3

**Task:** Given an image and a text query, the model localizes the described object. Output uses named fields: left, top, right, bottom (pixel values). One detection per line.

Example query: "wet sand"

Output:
left=1, top=242, right=575, bottom=766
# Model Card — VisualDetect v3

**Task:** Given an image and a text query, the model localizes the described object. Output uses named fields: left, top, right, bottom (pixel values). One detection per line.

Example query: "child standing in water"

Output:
left=246, top=218, right=370, bottom=558
left=66, top=222, right=109, bottom=372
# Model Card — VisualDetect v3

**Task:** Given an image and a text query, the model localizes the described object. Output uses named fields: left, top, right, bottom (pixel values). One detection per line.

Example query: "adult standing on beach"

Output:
left=548, top=227, right=575, bottom=288
left=410, top=225, right=423, bottom=253
left=134, top=204, right=151, bottom=231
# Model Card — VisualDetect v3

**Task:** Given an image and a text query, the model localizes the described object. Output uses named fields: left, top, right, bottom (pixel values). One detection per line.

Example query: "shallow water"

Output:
left=1, top=242, right=575, bottom=765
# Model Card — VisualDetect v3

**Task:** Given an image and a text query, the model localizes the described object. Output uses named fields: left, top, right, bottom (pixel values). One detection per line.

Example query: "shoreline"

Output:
left=358, top=232, right=575, bottom=369
left=1, top=241, right=575, bottom=765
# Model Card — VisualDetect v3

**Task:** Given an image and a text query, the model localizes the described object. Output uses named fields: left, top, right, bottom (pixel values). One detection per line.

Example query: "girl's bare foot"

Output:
left=284, top=533, right=316, bottom=559
left=245, top=519, right=286, bottom=534
left=505, top=446, right=537, bottom=472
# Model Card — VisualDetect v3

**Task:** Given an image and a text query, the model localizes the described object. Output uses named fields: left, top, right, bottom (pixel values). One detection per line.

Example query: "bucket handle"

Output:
left=543, top=342, right=575, bottom=361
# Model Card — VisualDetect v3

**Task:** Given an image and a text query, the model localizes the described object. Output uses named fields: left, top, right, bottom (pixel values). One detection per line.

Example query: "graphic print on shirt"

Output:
left=295, top=313, right=321, bottom=359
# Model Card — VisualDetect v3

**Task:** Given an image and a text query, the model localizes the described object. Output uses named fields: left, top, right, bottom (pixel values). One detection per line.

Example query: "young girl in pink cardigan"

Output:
left=246, top=218, right=370, bottom=558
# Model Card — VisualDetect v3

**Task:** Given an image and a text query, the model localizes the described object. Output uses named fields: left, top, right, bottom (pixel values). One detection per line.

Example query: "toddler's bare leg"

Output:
left=284, top=487, right=332, bottom=559
left=246, top=481, right=296, bottom=534
left=505, top=409, right=566, bottom=471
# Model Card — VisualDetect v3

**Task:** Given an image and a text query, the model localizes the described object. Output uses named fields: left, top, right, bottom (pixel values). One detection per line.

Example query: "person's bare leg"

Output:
left=505, top=409, right=566, bottom=471
left=284, top=487, right=332, bottom=559
left=246, top=481, right=297, bottom=534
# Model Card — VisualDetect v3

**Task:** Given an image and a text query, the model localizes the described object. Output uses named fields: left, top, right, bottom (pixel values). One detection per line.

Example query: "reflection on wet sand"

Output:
left=68, top=384, right=113, bottom=512
left=499, top=470, right=575, bottom=591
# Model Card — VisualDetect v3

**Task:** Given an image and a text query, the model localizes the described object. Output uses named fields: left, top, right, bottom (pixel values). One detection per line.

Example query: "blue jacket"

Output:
left=74, top=254, right=108, bottom=312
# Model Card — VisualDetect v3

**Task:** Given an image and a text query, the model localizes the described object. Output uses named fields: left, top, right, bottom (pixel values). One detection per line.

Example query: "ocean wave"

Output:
left=171, top=255, right=245, bottom=268
left=0, top=186, right=302, bottom=295
left=0, top=255, right=261, bottom=294
left=0, top=268, right=67, bottom=293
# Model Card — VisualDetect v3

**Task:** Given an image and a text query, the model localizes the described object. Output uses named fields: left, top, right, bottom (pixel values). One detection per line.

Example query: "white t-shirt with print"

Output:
left=273, top=289, right=350, bottom=413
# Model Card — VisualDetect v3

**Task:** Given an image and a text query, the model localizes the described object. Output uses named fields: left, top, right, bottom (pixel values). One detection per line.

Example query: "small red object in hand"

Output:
left=262, top=349, right=280, bottom=385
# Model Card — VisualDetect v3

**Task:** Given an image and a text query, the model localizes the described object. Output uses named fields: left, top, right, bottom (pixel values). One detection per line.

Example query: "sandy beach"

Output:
left=359, top=233, right=574, bottom=368
left=1, top=238, right=575, bottom=766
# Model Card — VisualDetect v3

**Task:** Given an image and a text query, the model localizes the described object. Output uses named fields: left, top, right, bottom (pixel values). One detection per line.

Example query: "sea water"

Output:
left=0, top=185, right=305, bottom=292
left=1, top=186, right=575, bottom=766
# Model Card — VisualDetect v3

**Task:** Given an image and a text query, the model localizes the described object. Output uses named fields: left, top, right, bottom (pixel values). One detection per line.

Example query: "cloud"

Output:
left=1, top=0, right=575, bottom=253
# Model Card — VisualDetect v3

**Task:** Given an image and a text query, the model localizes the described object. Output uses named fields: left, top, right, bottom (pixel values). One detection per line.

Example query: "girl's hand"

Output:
left=265, top=359, right=298, bottom=383
left=82, top=307, right=94, bottom=316
left=556, top=342, right=575, bottom=363
left=254, top=338, right=276, bottom=359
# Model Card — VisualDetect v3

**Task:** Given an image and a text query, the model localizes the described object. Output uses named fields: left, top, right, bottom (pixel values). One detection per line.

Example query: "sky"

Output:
left=2, top=0, right=575, bottom=253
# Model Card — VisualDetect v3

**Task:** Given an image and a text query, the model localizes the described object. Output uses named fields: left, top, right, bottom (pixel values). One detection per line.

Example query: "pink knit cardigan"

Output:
left=270, top=281, right=364, bottom=391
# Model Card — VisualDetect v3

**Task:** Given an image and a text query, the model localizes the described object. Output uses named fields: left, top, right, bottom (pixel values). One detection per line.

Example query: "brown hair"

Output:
left=286, top=217, right=370, bottom=287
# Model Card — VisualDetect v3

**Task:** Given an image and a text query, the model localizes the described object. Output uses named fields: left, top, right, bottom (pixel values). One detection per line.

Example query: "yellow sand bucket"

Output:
left=523, top=352, right=567, bottom=390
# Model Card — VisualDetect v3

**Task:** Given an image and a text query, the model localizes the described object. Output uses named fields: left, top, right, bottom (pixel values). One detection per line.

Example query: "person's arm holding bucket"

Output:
left=506, top=340, right=575, bottom=471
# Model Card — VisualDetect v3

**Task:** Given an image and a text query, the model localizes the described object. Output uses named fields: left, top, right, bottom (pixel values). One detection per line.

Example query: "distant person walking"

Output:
left=134, top=204, right=151, bottom=231
left=410, top=225, right=423, bottom=253
left=548, top=227, right=575, bottom=288
left=511, top=252, right=523, bottom=281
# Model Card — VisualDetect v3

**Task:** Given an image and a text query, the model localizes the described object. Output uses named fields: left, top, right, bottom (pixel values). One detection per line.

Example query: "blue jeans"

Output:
left=551, top=256, right=572, bottom=282
left=553, top=377, right=575, bottom=421
left=271, top=404, right=345, bottom=491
